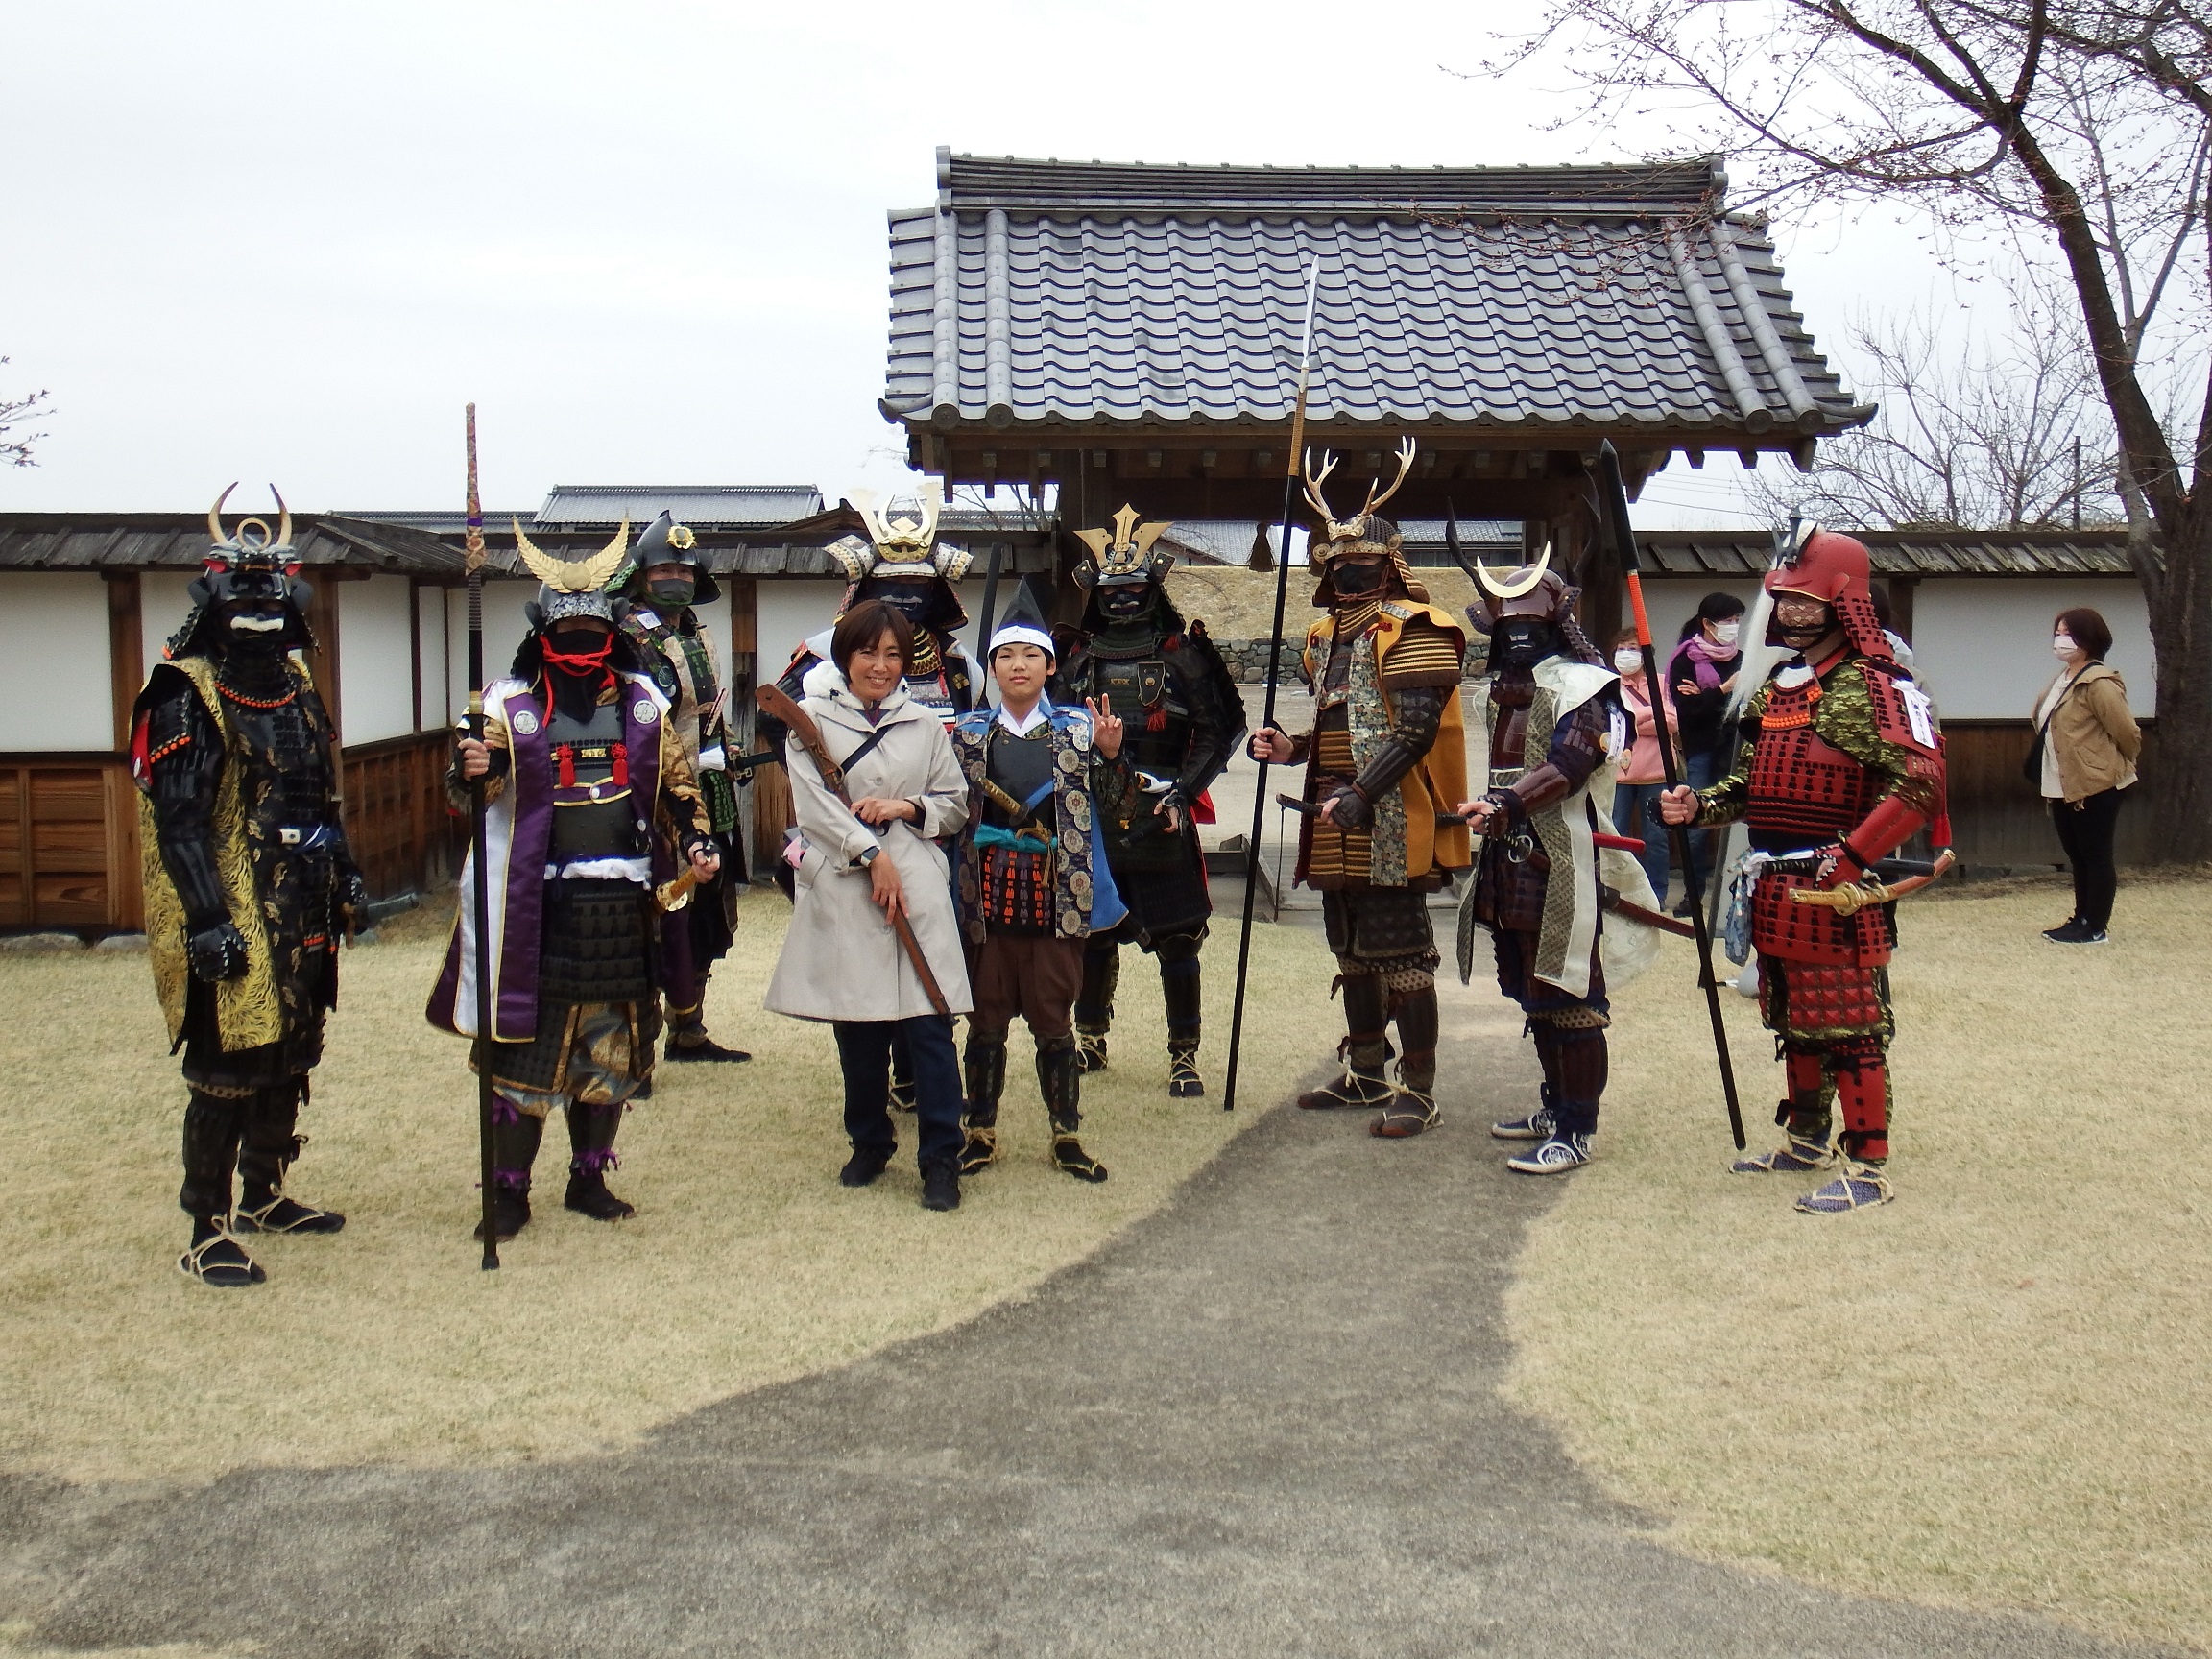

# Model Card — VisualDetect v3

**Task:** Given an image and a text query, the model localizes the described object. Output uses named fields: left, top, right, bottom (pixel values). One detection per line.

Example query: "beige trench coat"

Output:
left=762, top=662, right=974, bottom=1022
left=2033, top=661, right=2143, bottom=803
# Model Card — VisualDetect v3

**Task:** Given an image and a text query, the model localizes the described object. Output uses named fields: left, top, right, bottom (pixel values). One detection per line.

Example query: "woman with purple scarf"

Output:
left=1665, top=592, right=1746, bottom=910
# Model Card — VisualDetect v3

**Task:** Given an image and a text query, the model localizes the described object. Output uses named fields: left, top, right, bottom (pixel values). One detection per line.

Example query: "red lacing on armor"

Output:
left=215, top=679, right=296, bottom=709
left=1761, top=680, right=1819, bottom=729
left=556, top=745, right=576, bottom=788
left=144, top=733, right=191, bottom=764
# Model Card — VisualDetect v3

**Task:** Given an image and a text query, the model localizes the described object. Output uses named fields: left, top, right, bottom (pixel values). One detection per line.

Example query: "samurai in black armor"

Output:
left=132, top=487, right=367, bottom=1286
left=1052, top=506, right=1244, bottom=1096
left=617, top=510, right=752, bottom=1064
left=762, top=483, right=976, bottom=1112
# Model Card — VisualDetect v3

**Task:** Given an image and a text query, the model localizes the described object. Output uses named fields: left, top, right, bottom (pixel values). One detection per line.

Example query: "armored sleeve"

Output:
left=1346, top=684, right=1449, bottom=810
left=1817, top=664, right=1942, bottom=820
left=1377, top=614, right=1466, bottom=690
left=1690, top=684, right=1768, bottom=827
left=655, top=718, right=713, bottom=849
left=143, top=684, right=231, bottom=928
left=1492, top=694, right=1606, bottom=820
left=1166, top=634, right=1243, bottom=805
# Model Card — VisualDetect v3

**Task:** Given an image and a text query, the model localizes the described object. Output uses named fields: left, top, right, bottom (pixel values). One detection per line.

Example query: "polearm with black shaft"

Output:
left=1221, top=259, right=1322, bottom=1115
left=463, top=404, right=500, bottom=1267
left=1595, top=441, right=1745, bottom=1149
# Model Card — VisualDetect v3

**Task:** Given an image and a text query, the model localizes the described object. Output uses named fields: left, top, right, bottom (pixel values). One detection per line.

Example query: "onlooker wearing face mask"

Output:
left=1666, top=593, right=1745, bottom=910
left=2030, top=607, right=2140, bottom=944
left=1609, top=630, right=1678, bottom=904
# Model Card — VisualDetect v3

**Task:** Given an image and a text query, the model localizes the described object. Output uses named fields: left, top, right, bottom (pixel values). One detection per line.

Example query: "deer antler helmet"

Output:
left=1302, top=438, right=1427, bottom=604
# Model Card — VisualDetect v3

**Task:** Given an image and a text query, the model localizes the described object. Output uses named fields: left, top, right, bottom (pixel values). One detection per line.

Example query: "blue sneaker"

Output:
left=1490, top=1106, right=1556, bottom=1142
left=1506, top=1134, right=1591, bottom=1175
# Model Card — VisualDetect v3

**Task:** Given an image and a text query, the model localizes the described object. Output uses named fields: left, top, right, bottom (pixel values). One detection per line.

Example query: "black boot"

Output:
left=475, top=1109, right=543, bottom=1242
left=564, top=1101, right=636, bottom=1220
left=1297, top=974, right=1393, bottom=1110
left=179, top=1215, right=264, bottom=1286
left=1160, top=946, right=1204, bottom=1098
left=1073, top=942, right=1118, bottom=1073
left=960, top=1035, right=1006, bottom=1174
left=1370, top=983, right=1440, bottom=1139
left=235, top=1079, right=346, bottom=1234
left=1040, top=1034, right=1108, bottom=1182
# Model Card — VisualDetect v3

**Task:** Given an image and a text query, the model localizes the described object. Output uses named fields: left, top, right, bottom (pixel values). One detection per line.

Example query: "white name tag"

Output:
left=1899, top=683, right=1936, bottom=748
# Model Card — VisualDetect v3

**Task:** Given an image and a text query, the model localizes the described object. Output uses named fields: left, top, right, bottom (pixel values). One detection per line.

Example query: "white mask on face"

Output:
left=2054, top=633, right=2077, bottom=660
left=1613, top=648, right=1643, bottom=675
left=1709, top=619, right=1742, bottom=646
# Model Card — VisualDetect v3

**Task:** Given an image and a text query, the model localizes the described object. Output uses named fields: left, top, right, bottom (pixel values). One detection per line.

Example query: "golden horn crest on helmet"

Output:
left=207, top=483, right=293, bottom=552
left=514, top=517, right=631, bottom=593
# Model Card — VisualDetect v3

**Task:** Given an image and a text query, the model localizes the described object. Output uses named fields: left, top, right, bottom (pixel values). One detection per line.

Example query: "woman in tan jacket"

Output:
left=2032, top=607, right=2142, bottom=944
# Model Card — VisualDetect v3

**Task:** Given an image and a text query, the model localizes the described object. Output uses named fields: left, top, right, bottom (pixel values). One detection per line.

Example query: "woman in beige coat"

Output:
left=2031, top=606, right=2142, bottom=945
left=763, top=602, right=974, bottom=1208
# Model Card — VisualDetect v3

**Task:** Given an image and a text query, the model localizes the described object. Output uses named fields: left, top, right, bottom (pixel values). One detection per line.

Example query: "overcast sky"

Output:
left=2, top=0, right=1963, bottom=528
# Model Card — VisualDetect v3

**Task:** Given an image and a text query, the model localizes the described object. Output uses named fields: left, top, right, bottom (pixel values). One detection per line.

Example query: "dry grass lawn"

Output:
left=3, top=887, right=1331, bottom=1484
left=1507, top=875, right=2212, bottom=1652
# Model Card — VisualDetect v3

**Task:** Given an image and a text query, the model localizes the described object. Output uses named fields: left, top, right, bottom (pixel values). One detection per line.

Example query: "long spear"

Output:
left=464, top=404, right=499, bottom=1267
left=1221, top=260, right=1321, bottom=1115
left=1595, top=441, right=1744, bottom=1150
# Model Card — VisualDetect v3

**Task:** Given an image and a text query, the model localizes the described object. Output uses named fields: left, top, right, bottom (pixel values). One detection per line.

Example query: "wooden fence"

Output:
left=0, top=732, right=459, bottom=935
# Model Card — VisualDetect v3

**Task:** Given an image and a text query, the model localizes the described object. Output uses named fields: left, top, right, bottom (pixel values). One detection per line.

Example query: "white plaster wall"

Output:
left=1911, top=579, right=2152, bottom=717
left=755, top=581, right=850, bottom=685
left=139, top=570, right=198, bottom=673
left=446, top=583, right=538, bottom=715
left=0, top=572, right=113, bottom=750
left=339, top=574, right=417, bottom=745
left=417, top=585, right=449, bottom=731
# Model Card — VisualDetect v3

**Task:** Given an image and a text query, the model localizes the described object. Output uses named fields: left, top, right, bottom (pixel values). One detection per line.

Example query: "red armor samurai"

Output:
left=1672, top=527, right=1947, bottom=1214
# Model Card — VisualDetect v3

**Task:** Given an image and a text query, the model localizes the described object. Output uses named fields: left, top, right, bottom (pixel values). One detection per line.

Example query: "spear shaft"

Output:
left=464, top=404, right=499, bottom=1267
left=1597, top=441, right=1744, bottom=1150
left=1221, top=261, right=1321, bottom=1115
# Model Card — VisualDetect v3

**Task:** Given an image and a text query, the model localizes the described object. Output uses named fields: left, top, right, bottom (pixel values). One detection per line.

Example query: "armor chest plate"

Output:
left=1489, top=702, right=1531, bottom=769
left=229, top=701, right=331, bottom=825
left=984, top=727, right=1055, bottom=828
left=905, top=668, right=957, bottom=723
left=546, top=700, right=641, bottom=860
left=1745, top=685, right=1880, bottom=841
left=1096, top=657, right=1167, bottom=709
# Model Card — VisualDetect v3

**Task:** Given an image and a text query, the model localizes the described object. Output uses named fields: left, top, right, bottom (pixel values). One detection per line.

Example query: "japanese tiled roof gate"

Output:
left=880, top=148, right=1870, bottom=633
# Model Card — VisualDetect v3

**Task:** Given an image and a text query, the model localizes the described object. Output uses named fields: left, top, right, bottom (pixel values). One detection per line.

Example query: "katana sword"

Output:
left=1597, top=441, right=1746, bottom=1150
left=1222, top=259, right=1322, bottom=1116
left=463, top=404, right=499, bottom=1269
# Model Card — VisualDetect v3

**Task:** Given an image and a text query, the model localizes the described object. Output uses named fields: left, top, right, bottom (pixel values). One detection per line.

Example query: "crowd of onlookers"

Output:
left=1609, top=593, right=2143, bottom=945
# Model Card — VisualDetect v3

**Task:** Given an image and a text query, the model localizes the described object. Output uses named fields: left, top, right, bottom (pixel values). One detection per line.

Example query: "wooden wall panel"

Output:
left=1940, top=720, right=2161, bottom=870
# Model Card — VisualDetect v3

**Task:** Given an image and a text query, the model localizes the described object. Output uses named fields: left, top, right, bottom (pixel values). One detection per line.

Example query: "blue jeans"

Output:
left=1610, top=781, right=1673, bottom=904
left=834, top=1015, right=965, bottom=1171
left=1681, top=747, right=1729, bottom=900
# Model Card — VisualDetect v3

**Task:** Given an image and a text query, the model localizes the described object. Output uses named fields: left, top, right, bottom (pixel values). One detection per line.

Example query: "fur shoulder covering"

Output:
left=1853, top=656, right=1940, bottom=757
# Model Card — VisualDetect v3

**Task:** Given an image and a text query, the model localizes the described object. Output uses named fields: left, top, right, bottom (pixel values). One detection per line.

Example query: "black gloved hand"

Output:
left=186, top=921, right=250, bottom=982
left=335, top=866, right=370, bottom=922
left=1322, top=787, right=1373, bottom=830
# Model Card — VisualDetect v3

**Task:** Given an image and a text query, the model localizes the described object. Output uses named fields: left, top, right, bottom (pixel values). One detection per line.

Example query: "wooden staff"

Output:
left=1221, top=260, right=1321, bottom=1115
left=463, top=405, right=499, bottom=1267
left=756, top=682, right=950, bottom=1017
left=1597, top=441, right=1745, bottom=1149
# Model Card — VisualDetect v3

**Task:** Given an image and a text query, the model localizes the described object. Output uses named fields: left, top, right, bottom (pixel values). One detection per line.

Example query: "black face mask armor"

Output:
left=871, top=578, right=934, bottom=625
left=646, top=573, right=694, bottom=609
left=1495, top=617, right=1560, bottom=669
left=173, top=484, right=316, bottom=661
left=1329, top=558, right=1389, bottom=599
left=1096, top=581, right=1154, bottom=621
